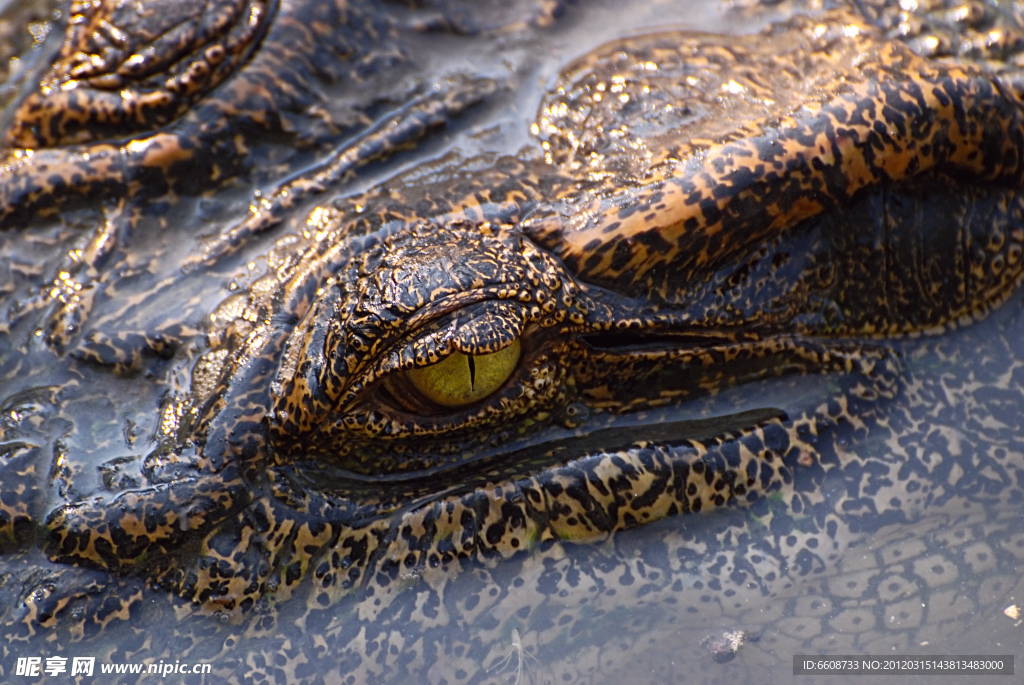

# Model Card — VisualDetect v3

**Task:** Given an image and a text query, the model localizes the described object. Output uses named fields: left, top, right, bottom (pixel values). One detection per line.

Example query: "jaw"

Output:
left=281, top=324, right=891, bottom=506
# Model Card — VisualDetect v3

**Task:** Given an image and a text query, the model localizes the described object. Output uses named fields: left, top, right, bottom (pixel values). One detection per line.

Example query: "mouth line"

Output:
left=289, top=404, right=789, bottom=497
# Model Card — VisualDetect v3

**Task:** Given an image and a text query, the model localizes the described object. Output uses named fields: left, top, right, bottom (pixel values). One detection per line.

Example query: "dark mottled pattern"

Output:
left=525, top=12, right=1024, bottom=320
left=8, top=0, right=273, bottom=148
left=1, top=0, right=1024, bottom=683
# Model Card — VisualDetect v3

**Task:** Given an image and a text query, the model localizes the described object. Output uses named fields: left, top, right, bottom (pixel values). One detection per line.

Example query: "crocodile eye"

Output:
left=406, top=340, right=521, bottom=408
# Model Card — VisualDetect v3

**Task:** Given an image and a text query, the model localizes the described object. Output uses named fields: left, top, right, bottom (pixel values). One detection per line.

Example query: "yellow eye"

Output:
left=406, top=340, right=521, bottom=408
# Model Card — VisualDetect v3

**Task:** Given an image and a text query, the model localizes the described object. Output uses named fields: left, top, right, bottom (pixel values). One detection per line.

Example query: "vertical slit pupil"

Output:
left=467, top=355, right=476, bottom=388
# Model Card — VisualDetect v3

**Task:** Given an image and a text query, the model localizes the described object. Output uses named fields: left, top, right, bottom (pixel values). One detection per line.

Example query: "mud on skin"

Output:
left=2, top=0, right=1024, bottom=683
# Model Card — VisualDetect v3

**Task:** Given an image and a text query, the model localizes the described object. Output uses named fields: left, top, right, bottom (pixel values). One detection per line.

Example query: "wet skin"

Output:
left=2, top=1, right=1024, bottom=683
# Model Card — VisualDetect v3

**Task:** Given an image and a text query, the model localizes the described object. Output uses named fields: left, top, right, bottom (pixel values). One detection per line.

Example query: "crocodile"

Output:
left=1, top=1, right=1024, bottom=683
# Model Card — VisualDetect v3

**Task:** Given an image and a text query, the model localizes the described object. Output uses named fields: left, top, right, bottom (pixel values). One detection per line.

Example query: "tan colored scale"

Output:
left=39, top=1, right=1024, bottom=587
left=4, top=1, right=1024, bottom=683
left=527, top=15, right=1024, bottom=314
left=8, top=0, right=271, bottom=148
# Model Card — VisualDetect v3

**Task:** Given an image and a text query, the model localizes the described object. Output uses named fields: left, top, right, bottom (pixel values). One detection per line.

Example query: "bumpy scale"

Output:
left=40, top=7, right=1024, bottom=613
left=3, top=2, right=1024, bottom=684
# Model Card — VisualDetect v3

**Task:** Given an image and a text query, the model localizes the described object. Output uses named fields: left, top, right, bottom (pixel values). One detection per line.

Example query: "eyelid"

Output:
left=393, top=301, right=525, bottom=372
left=448, top=301, right=525, bottom=354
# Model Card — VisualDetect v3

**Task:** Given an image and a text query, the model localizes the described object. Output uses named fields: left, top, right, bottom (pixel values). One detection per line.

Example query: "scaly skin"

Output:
left=2, top=2, right=1024, bottom=684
